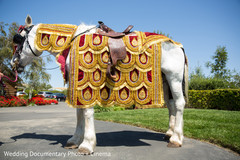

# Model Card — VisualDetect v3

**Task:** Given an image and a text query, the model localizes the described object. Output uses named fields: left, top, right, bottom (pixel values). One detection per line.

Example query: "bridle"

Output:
left=0, top=25, right=37, bottom=84
left=13, top=25, right=39, bottom=58
left=12, top=25, right=40, bottom=72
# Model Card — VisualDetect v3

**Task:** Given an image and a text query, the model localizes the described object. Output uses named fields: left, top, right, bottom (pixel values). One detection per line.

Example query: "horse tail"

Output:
left=182, top=48, right=189, bottom=105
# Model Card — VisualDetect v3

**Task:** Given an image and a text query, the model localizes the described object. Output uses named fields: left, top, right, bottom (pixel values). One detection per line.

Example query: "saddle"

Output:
left=97, top=21, right=134, bottom=79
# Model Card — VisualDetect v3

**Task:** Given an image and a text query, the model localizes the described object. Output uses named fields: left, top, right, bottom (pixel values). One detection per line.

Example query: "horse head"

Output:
left=11, top=15, right=42, bottom=73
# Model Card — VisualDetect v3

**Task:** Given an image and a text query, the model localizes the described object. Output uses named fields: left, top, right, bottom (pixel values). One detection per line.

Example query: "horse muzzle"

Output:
left=16, top=67, right=24, bottom=73
left=11, top=58, right=24, bottom=73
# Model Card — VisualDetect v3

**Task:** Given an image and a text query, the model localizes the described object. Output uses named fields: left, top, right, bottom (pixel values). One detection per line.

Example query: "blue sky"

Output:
left=1, top=0, right=240, bottom=88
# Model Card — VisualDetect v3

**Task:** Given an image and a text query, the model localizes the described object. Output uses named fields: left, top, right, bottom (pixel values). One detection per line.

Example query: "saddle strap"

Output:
left=107, top=62, right=117, bottom=79
left=107, top=38, right=127, bottom=79
left=97, top=29, right=125, bottom=38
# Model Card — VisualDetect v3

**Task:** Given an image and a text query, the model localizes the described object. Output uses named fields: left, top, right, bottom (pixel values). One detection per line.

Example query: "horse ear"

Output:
left=25, top=15, right=32, bottom=27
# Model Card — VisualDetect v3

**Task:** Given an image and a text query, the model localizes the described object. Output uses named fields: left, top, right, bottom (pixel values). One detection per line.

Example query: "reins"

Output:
left=0, top=70, right=18, bottom=83
left=70, top=25, right=99, bottom=43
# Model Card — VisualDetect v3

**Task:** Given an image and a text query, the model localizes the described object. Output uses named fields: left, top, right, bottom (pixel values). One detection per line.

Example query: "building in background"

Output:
left=0, top=64, right=22, bottom=96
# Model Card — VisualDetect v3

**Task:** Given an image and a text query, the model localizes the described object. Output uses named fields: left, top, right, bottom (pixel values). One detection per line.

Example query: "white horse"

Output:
left=11, top=15, right=188, bottom=154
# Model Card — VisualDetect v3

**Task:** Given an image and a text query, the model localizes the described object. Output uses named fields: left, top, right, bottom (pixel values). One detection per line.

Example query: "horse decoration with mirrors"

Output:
left=11, top=15, right=188, bottom=154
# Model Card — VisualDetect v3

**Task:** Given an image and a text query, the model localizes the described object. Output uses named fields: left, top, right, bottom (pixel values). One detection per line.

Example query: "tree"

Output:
left=228, top=70, right=240, bottom=88
left=189, top=46, right=240, bottom=90
left=206, top=46, right=229, bottom=79
left=23, top=58, right=51, bottom=97
left=189, top=66, right=230, bottom=90
left=0, top=22, right=19, bottom=73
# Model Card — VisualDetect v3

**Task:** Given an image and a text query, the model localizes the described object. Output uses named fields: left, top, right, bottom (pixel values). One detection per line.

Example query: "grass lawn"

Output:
left=95, top=108, right=240, bottom=154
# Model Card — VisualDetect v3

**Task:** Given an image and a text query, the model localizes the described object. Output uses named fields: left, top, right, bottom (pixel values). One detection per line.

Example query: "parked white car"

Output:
left=16, top=91, right=27, bottom=96
left=37, top=91, right=53, bottom=98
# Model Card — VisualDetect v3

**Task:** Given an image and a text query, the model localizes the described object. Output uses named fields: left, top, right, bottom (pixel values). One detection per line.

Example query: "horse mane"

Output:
left=74, top=23, right=97, bottom=36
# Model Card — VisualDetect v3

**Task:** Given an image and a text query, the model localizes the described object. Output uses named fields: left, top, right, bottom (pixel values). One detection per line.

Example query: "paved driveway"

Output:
left=0, top=103, right=239, bottom=160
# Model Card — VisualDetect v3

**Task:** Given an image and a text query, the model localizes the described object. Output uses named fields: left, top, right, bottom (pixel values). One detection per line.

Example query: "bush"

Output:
left=94, top=105, right=113, bottom=113
left=29, top=96, right=58, bottom=105
left=0, top=96, right=28, bottom=107
left=113, top=106, right=125, bottom=111
left=188, top=89, right=240, bottom=110
left=94, top=105, right=125, bottom=113
left=0, top=96, right=58, bottom=107
left=189, top=77, right=230, bottom=90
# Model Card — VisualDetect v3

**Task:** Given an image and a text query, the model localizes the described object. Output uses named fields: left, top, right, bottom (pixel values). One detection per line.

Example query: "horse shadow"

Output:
left=8, top=131, right=167, bottom=148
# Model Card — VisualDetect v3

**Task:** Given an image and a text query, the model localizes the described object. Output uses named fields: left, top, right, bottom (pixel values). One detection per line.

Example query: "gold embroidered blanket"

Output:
left=65, top=32, right=182, bottom=108
left=34, top=24, right=78, bottom=53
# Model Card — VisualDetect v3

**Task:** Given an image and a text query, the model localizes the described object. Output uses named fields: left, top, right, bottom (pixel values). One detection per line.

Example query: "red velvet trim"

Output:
left=100, top=86, right=110, bottom=100
left=57, top=48, right=70, bottom=82
left=138, top=87, right=148, bottom=100
left=119, top=87, right=129, bottom=99
left=144, top=32, right=167, bottom=38
left=101, top=52, right=109, bottom=64
left=146, top=100, right=152, bottom=105
left=78, top=69, right=84, bottom=81
left=41, top=33, right=50, bottom=39
left=92, top=34, right=102, bottom=45
left=147, top=71, right=152, bottom=82
left=130, top=69, right=139, bottom=81
left=122, top=52, right=131, bottom=63
left=83, top=87, right=92, bottom=94
left=129, top=35, right=138, bottom=47
left=144, top=32, right=159, bottom=37
left=62, top=47, right=70, bottom=58
left=82, top=87, right=92, bottom=99
left=139, top=54, right=148, bottom=64
left=77, top=98, right=83, bottom=105
left=56, top=36, right=67, bottom=42
left=93, top=69, right=101, bottom=81
left=84, top=51, right=93, bottom=63
left=112, top=70, right=121, bottom=82
left=79, top=35, right=85, bottom=47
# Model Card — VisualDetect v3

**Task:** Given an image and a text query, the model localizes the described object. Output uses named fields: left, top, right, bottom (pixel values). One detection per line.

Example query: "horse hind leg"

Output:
left=163, top=74, right=176, bottom=140
left=165, top=77, right=185, bottom=147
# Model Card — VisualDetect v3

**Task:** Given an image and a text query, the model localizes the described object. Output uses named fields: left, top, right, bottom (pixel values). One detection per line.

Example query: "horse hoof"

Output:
left=164, top=135, right=171, bottom=140
left=78, top=147, right=93, bottom=155
left=64, top=142, right=78, bottom=149
left=167, top=142, right=182, bottom=148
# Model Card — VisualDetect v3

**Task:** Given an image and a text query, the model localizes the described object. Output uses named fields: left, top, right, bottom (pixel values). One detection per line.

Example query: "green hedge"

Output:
left=94, top=105, right=126, bottom=113
left=188, top=89, right=240, bottom=110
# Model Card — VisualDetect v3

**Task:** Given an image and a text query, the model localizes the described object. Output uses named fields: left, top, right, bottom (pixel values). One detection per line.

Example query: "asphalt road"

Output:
left=0, top=102, right=239, bottom=160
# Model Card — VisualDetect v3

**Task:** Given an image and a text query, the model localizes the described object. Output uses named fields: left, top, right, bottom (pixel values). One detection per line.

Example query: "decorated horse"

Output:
left=11, top=15, right=188, bottom=154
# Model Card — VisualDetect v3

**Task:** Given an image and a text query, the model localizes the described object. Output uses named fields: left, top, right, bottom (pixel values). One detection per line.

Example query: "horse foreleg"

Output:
left=65, top=108, right=84, bottom=149
left=78, top=107, right=96, bottom=154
